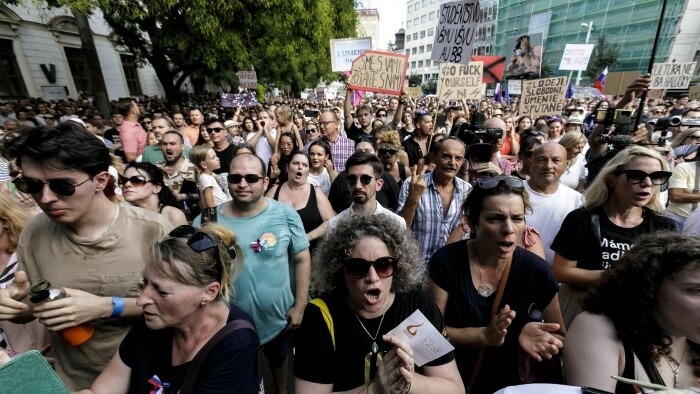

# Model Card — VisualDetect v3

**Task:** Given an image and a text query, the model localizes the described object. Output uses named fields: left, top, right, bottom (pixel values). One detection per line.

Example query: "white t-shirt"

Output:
left=524, top=181, right=582, bottom=264
left=328, top=202, right=406, bottom=231
left=198, top=173, right=231, bottom=205
left=559, top=157, right=587, bottom=190
left=247, top=128, right=277, bottom=172
left=307, top=168, right=331, bottom=196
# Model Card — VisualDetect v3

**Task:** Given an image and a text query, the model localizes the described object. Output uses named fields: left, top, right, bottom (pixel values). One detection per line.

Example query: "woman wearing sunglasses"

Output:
left=82, top=224, right=262, bottom=393
left=375, top=129, right=410, bottom=189
left=552, top=146, right=676, bottom=328
left=427, top=176, right=565, bottom=393
left=120, top=162, right=188, bottom=227
left=294, top=214, right=464, bottom=394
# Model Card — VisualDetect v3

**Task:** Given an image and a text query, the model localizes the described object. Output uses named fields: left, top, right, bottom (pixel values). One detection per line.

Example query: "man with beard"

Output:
left=328, top=152, right=405, bottom=230
left=141, top=118, right=190, bottom=164
left=157, top=131, right=198, bottom=218
left=398, top=137, right=472, bottom=261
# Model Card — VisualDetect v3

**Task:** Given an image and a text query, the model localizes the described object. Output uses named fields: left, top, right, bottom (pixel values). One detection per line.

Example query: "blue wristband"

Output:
left=111, top=296, right=125, bottom=318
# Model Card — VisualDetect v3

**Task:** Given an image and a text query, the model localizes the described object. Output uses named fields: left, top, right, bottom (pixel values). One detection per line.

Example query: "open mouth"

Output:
left=365, top=288, right=381, bottom=304
left=296, top=172, right=303, bottom=177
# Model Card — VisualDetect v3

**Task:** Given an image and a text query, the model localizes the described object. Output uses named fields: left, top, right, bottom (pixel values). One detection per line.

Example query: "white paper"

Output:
left=386, top=310, right=454, bottom=367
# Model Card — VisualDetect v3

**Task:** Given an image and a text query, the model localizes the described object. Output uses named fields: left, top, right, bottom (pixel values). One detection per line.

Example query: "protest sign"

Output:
left=604, top=71, right=640, bottom=96
left=330, top=37, right=373, bottom=72
left=650, top=62, right=697, bottom=90
left=519, top=77, right=568, bottom=118
left=689, top=85, right=700, bottom=100
left=471, top=55, right=506, bottom=83
left=347, top=50, right=408, bottom=95
left=406, top=86, right=423, bottom=97
left=438, top=61, right=483, bottom=101
left=559, top=44, right=594, bottom=71
left=508, top=79, right=522, bottom=95
left=237, top=71, right=257, bottom=89
left=220, top=92, right=259, bottom=108
left=504, top=33, right=544, bottom=79
left=431, top=0, right=480, bottom=65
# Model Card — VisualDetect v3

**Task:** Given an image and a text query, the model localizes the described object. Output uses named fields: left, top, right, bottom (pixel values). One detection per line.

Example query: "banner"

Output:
left=220, top=92, right=259, bottom=108
left=508, top=79, right=522, bottom=95
left=505, top=33, right=543, bottom=79
left=471, top=55, right=506, bottom=83
left=518, top=77, right=568, bottom=119
left=347, top=50, right=408, bottom=95
left=559, top=44, right=595, bottom=71
left=650, top=62, right=697, bottom=90
left=330, top=37, right=373, bottom=72
left=438, top=61, right=483, bottom=102
left=603, top=71, right=640, bottom=96
left=690, top=85, right=700, bottom=100
left=431, top=0, right=480, bottom=65
left=406, top=86, right=423, bottom=97
left=237, top=71, right=257, bottom=89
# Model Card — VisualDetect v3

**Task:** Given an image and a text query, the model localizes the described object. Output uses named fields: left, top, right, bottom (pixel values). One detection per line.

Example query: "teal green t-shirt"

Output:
left=141, top=145, right=191, bottom=164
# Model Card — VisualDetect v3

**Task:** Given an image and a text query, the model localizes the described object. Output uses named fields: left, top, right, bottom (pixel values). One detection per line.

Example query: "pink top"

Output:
left=119, top=120, right=146, bottom=156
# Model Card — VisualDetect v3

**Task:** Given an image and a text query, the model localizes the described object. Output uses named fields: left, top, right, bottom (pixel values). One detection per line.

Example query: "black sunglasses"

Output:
left=13, top=175, right=93, bottom=196
left=168, top=224, right=233, bottom=275
left=228, top=174, right=263, bottom=184
left=377, top=113, right=387, bottom=117
left=378, top=149, right=398, bottom=156
left=477, top=176, right=524, bottom=190
left=118, top=175, right=152, bottom=188
left=306, top=128, right=318, bottom=133
left=344, top=256, right=398, bottom=279
left=346, top=174, right=374, bottom=186
left=615, top=169, right=672, bottom=185
left=205, top=127, right=224, bottom=134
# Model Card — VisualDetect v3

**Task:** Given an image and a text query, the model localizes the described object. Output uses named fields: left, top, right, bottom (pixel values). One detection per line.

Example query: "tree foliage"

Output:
left=586, top=34, right=621, bottom=82
left=29, top=0, right=357, bottom=103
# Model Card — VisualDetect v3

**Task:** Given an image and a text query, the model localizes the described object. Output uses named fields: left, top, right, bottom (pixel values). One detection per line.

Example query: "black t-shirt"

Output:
left=345, top=123, right=374, bottom=144
left=428, top=242, right=559, bottom=394
left=119, top=305, right=260, bottom=394
left=551, top=206, right=676, bottom=270
left=328, top=170, right=400, bottom=213
left=402, top=136, right=428, bottom=167
left=103, top=127, right=120, bottom=145
left=294, top=291, right=453, bottom=391
left=213, top=143, right=236, bottom=175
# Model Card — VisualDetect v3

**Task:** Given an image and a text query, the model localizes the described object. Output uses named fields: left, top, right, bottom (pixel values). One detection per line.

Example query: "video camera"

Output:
left=654, top=115, right=681, bottom=130
left=593, top=108, right=634, bottom=127
left=452, top=114, right=504, bottom=163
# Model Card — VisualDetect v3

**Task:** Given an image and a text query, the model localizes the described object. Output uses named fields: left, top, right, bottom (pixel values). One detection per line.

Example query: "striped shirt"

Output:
left=398, top=172, right=472, bottom=262
left=305, top=136, right=355, bottom=172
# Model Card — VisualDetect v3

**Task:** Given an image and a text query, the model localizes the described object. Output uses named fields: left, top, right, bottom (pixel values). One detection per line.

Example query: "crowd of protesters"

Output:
left=0, top=71, right=697, bottom=394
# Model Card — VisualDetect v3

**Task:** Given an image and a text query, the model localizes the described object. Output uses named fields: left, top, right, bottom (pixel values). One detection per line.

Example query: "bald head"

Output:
left=533, top=142, right=567, bottom=158
left=529, top=142, right=568, bottom=189
left=483, top=117, right=506, bottom=131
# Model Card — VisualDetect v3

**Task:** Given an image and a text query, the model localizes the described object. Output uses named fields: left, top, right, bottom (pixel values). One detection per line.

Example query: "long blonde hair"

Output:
left=0, top=193, right=32, bottom=253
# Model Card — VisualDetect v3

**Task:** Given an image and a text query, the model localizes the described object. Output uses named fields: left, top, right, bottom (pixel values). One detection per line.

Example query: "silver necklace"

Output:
left=472, top=242, right=497, bottom=297
left=664, top=343, right=688, bottom=389
left=355, top=312, right=386, bottom=354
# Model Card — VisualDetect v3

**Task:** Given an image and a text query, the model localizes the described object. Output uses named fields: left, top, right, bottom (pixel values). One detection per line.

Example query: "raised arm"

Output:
left=344, top=87, right=354, bottom=130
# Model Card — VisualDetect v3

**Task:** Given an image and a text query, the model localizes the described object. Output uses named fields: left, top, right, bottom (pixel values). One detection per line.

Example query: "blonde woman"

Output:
left=557, top=131, right=588, bottom=191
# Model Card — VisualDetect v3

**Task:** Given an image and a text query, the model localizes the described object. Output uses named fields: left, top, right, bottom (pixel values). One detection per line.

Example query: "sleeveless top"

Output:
left=273, top=183, right=323, bottom=235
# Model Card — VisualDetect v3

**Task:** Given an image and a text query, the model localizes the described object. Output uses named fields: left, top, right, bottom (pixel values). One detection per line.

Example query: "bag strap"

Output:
left=591, top=213, right=602, bottom=245
left=692, top=161, right=700, bottom=211
left=633, top=343, right=666, bottom=387
left=310, top=298, right=335, bottom=350
left=179, top=319, right=260, bottom=394
left=467, top=248, right=513, bottom=393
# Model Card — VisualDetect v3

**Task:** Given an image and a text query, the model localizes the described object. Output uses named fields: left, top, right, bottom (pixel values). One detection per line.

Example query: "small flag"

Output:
left=594, top=67, right=608, bottom=91
left=566, top=81, right=574, bottom=99
left=344, top=71, right=364, bottom=106
left=504, top=83, right=511, bottom=106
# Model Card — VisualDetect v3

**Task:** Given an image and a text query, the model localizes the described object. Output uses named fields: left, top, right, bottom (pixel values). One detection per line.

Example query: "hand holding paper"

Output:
left=385, top=310, right=454, bottom=367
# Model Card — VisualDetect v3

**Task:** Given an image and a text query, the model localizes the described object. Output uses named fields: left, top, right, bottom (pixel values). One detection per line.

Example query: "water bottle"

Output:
left=29, top=280, right=94, bottom=346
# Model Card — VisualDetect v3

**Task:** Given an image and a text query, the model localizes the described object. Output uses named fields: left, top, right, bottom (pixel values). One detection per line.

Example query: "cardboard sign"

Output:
left=471, top=55, right=506, bottom=83
left=508, top=79, right=522, bottom=95
left=650, top=62, right=697, bottom=90
left=431, top=0, right=480, bottom=65
left=406, top=86, right=423, bottom=97
left=438, top=61, right=483, bottom=101
left=237, top=71, right=257, bottom=89
left=604, top=71, right=641, bottom=96
left=519, top=77, right=568, bottom=118
left=689, top=85, right=700, bottom=100
left=220, top=92, right=259, bottom=108
left=330, top=37, right=373, bottom=72
left=347, top=50, right=408, bottom=95
left=559, top=44, right=595, bottom=71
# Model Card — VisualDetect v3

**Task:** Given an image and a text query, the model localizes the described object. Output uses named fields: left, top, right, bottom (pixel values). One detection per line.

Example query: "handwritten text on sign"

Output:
left=238, top=71, right=257, bottom=89
left=431, top=0, right=480, bottom=65
left=558, top=44, right=594, bottom=71
left=519, top=77, right=568, bottom=119
left=650, top=62, right=697, bottom=90
left=347, top=51, right=408, bottom=95
left=439, top=61, right=483, bottom=101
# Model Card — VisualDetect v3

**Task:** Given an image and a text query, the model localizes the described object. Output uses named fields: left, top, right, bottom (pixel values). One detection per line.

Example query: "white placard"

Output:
left=558, top=44, right=594, bottom=71
left=650, top=62, right=697, bottom=90
left=385, top=310, right=454, bottom=367
left=431, top=0, right=480, bottom=65
left=330, top=37, right=373, bottom=72
left=41, top=86, right=68, bottom=100
left=238, top=71, right=257, bottom=89
left=508, top=79, right=522, bottom=95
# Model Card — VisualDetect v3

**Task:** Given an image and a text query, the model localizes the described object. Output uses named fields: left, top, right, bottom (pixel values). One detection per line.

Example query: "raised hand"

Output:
left=518, top=322, right=563, bottom=361
left=482, top=304, right=516, bottom=347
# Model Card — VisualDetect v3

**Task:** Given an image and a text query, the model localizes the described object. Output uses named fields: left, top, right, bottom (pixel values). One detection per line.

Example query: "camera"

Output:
left=453, top=120, right=504, bottom=163
left=655, top=116, right=681, bottom=130
left=597, top=134, right=634, bottom=145
left=594, top=108, right=634, bottom=126
left=682, top=118, right=700, bottom=127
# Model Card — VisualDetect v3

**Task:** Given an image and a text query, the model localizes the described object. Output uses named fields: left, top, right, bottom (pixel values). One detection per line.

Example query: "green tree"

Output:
left=586, top=34, right=621, bottom=82
left=408, top=75, right=422, bottom=87
left=423, top=80, right=437, bottom=95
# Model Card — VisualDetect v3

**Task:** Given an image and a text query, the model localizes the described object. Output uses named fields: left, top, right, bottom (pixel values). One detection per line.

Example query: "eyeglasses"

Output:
left=477, top=176, right=524, bottom=190
left=228, top=174, right=263, bottom=184
left=377, top=113, right=387, bottom=118
left=688, top=135, right=700, bottom=141
left=206, top=127, right=224, bottom=134
left=144, top=121, right=152, bottom=125
left=319, top=121, right=336, bottom=127
left=13, top=175, right=93, bottom=196
left=615, top=169, right=672, bottom=185
left=118, top=175, right=152, bottom=188
left=41, top=116, right=55, bottom=120
left=344, top=256, right=398, bottom=279
left=346, top=174, right=374, bottom=186
left=378, top=148, right=398, bottom=156
left=307, top=128, right=318, bottom=133
left=168, top=225, right=231, bottom=277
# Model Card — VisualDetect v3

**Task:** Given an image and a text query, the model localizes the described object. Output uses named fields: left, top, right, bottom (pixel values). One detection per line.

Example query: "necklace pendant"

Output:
left=478, top=283, right=495, bottom=297
left=673, top=370, right=679, bottom=389
left=371, top=341, right=378, bottom=354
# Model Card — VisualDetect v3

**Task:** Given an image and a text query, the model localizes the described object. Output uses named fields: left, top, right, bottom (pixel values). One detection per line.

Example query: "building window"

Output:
left=412, top=47, right=417, bottom=54
left=406, top=49, right=411, bottom=55
left=429, top=11, right=436, bottom=20
left=411, top=61, right=416, bottom=69
left=428, top=28, right=434, bottom=36
left=418, top=60, right=423, bottom=67
left=413, top=33, right=418, bottom=40
left=121, top=54, right=142, bottom=96
left=421, top=15, right=427, bottom=23
left=427, top=44, right=432, bottom=51
left=414, top=18, right=418, bottom=26
left=408, top=5, right=412, bottom=12
left=415, top=2, right=420, bottom=11
left=407, top=20, right=412, bottom=28
left=406, top=35, right=411, bottom=42
left=419, top=46, right=424, bottom=53
left=422, top=0, right=427, bottom=6
left=0, top=39, right=27, bottom=97
left=64, top=47, right=93, bottom=95
left=420, top=30, right=426, bottom=39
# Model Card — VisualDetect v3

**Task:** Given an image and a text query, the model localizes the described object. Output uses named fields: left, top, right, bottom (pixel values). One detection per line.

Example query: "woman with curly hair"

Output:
left=375, top=128, right=410, bottom=188
left=294, top=214, right=464, bottom=394
left=564, top=232, right=700, bottom=392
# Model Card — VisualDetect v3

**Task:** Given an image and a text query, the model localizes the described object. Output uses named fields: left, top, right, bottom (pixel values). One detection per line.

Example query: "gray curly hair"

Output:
left=311, top=213, right=425, bottom=294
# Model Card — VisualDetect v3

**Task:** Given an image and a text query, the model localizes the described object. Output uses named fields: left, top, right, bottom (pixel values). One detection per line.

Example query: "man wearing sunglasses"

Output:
left=194, top=153, right=310, bottom=394
left=205, top=118, right=235, bottom=193
left=0, top=123, right=172, bottom=390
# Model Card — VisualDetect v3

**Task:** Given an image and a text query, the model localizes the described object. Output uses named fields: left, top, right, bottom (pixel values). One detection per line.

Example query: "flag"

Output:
left=494, top=83, right=502, bottom=102
left=566, top=80, right=574, bottom=99
left=593, top=67, right=608, bottom=91
left=504, top=83, right=511, bottom=106
left=343, top=71, right=363, bottom=105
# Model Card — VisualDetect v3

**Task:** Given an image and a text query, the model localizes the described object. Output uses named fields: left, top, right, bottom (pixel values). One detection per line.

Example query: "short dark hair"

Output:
left=2, top=123, right=110, bottom=175
left=204, top=118, right=223, bottom=128
left=124, top=162, right=178, bottom=207
left=161, top=130, right=184, bottom=144
left=114, top=98, right=135, bottom=117
left=345, top=152, right=383, bottom=178
left=462, top=176, right=531, bottom=227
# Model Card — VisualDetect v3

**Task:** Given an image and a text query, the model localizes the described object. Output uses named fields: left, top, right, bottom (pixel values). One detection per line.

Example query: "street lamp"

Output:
left=576, top=21, right=594, bottom=86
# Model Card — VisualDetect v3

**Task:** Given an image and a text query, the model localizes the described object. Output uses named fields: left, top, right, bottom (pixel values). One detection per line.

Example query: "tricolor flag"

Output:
left=566, top=80, right=574, bottom=99
left=593, top=67, right=608, bottom=91
left=504, top=83, right=511, bottom=106
left=494, top=83, right=502, bottom=102
left=343, top=71, right=364, bottom=105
